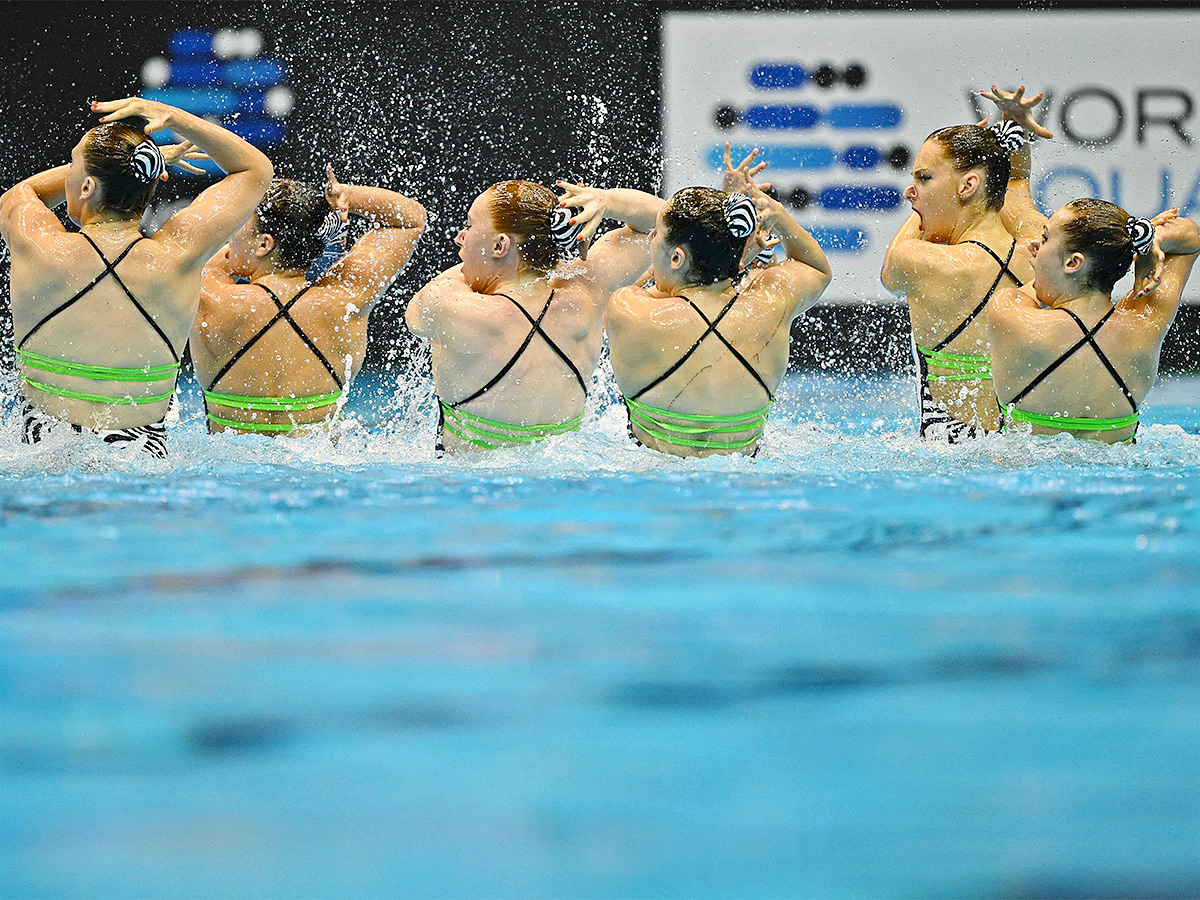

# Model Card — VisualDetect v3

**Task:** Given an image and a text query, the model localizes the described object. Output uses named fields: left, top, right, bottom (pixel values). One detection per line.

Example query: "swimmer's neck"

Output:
left=479, top=270, right=545, bottom=297
left=78, top=210, right=142, bottom=232
left=1045, top=286, right=1113, bottom=315
left=666, top=277, right=735, bottom=300
left=949, top=207, right=1004, bottom=245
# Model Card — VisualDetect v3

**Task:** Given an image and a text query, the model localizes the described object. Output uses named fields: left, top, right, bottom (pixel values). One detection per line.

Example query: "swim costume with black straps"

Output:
left=1003, top=306, right=1139, bottom=442
left=14, top=233, right=181, bottom=453
left=624, top=289, right=774, bottom=454
left=437, top=290, right=588, bottom=451
left=914, top=239, right=1022, bottom=442
left=202, top=283, right=346, bottom=433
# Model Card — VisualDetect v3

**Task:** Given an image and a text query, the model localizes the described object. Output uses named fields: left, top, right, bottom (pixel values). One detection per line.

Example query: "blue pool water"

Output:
left=1, top=368, right=1198, bottom=898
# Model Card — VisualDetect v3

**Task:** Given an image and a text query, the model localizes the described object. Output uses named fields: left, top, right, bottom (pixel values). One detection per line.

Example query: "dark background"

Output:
left=2, top=0, right=1197, bottom=374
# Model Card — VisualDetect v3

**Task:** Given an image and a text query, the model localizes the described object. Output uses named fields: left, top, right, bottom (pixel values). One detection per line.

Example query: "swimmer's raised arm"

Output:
left=319, top=165, right=426, bottom=305
left=1121, top=210, right=1200, bottom=325
left=744, top=179, right=831, bottom=316
left=981, top=86, right=1053, bottom=242
left=556, top=181, right=663, bottom=240
left=92, top=96, right=273, bottom=268
left=0, top=166, right=72, bottom=247
left=881, top=213, right=932, bottom=293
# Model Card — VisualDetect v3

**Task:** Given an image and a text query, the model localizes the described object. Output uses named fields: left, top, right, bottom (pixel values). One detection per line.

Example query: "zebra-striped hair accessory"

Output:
left=724, top=192, right=757, bottom=238
left=130, top=140, right=166, bottom=183
left=1126, top=216, right=1156, bottom=256
left=549, top=205, right=585, bottom=259
left=988, top=120, right=1027, bottom=154
left=319, top=210, right=348, bottom=246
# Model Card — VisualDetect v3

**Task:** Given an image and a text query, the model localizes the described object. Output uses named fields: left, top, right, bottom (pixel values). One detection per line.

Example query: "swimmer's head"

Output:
left=488, top=180, right=563, bottom=273
left=67, top=119, right=161, bottom=222
left=912, top=125, right=1011, bottom=216
left=654, top=187, right=750, bottom=288
left=456, top=181, right=570, bottom=288
left=1037, top=198, right=1139, bottom=296
left=231, top=179, right=329, bottom=275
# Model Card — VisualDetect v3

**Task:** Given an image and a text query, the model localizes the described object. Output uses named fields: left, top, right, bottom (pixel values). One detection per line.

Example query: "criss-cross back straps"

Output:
left=18, top=234, right=178, bottom=362
left=1008, top=307, right=1137, bottom=411
left=449, top=291, right=586, bottom=408
left=630, top=290, right=774, bottom=402
left=931, top=239, right=1024, bottom=353
left=207, top=283, right=343, bottom=391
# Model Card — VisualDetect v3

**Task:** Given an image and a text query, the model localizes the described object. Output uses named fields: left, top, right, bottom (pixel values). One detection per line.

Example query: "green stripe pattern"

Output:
left=1008, top=406, right=1139, bottom=433
left=17, top=347, right=178, bottom=406
left=916, top=344, right=991, bottom=381
left=203, top=389, right=344, bottom=434
left=440, top=402, right=582, bottom=450
left=625, top=397, right=772, bottom=451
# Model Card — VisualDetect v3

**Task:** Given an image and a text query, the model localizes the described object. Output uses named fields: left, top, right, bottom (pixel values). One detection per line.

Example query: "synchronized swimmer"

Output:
left=1, top=86, right=1196, bottom=458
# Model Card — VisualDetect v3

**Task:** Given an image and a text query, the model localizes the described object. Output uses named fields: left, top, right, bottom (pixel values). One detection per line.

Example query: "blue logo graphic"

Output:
left=709, top=61, right=909, bottom=254
left=139, top=28, right=293, bottom=177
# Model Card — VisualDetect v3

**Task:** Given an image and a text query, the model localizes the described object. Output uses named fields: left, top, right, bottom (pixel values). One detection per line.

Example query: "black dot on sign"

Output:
left=714, top=105, right=740, bottom=130
left=813, top=64, right=838, bottom=88
left=787, top=187, right=812, bottom=210
left=844, top=63, right=867, bottom=88
left=887, top=145, right=911, bottom=170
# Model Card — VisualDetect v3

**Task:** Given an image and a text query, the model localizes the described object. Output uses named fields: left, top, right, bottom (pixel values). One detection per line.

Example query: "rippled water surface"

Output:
left=2, top=370, right=1198, bottom=898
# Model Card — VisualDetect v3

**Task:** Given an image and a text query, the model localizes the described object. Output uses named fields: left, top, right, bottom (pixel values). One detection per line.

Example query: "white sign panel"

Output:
left=663, top=10, right=1200, bottom=302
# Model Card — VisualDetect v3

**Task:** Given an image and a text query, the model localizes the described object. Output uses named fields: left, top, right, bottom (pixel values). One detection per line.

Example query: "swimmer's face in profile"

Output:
left=1030, top=207, right=1082, bottom=301
left=225, top=214, right=266, bottom=278
left=64, top=138, right=91, bottom=225
left=456, top=190, right=501, bottom=289
left=647, top=204, right=690, bottom=288
left=904, top=140, right=960, bottom=242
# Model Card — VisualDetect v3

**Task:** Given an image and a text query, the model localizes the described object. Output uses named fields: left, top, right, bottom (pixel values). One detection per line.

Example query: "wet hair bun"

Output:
left=988, top=120, right=1027, bottom=154
left=1126, top=216, right=1156, bottom=256
left=548, top=205, right=585, bottom=259
left=130, top=140, right=166, bottom=183
left=318, top=210, right=348, bottom=246
left=723, top=193, right=757, bottom=238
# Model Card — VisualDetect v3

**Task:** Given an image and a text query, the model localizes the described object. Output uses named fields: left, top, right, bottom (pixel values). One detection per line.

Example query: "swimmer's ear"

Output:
left=1064, top=251, right=1087, bottom=276
left=79, top=175, right=97, bottom=202
left=958, top=171, right=982, bottom=202
left=493, top=233, right=513, bottom=258
left=256, top=232, right=276, bottom=258
left=670, top=245, right=687, bottom=272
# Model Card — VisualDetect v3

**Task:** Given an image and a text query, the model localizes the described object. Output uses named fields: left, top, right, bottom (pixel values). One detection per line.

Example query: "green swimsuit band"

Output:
left=16, top=347, right=179, bottom=406
left=439, top=401, right=583, bottom=450
left=916, top=344, right=991, bottom=381
left=203, top=389, right=345, bottom=434
left=625, top=397, right=772, bottom=451
left=1007, top=406, right=1139, bottom=433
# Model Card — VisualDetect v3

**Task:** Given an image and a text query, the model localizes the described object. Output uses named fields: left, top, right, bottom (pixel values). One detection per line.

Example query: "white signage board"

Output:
left=663, top=10, right=1200, bottom=303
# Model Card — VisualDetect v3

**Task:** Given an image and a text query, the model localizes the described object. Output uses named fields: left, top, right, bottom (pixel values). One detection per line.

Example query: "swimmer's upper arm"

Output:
left=406, top=265, right=468, bottom=339
left=155, top=165, right=273, bottom=271
left=1000, top=178, right=1047, bottom=242
left=324, top=223, right=424, bottom=306
left=1120, top=250, right=1199, bottom=329
left=986, top=284, right=1039, bottom=336
left=581, top=226, right=651, bottom=296
left=0, top=181, right=67, bottom=251
left=759, top=259, right=832, bottom=320
left=881, top=236, right=951, bottom=295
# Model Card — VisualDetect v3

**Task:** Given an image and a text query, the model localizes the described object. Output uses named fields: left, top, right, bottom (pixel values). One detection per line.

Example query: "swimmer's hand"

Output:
left=1130, top=210, right=1172, bottom=299
left=160, top=141, right=210, bottom=177
left=979, top=85, right=1055, bottom=140
left=92, top=97, right=176, bottom=135
left=325, top=164, right=350, bottom=214
left=722, top=142, right=773, bottom=195
left=555, top=180, right=607, bottom=252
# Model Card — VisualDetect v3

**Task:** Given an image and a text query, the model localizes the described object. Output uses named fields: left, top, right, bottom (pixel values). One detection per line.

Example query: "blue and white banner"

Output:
left=663, top=10, right=1200, bottom=302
